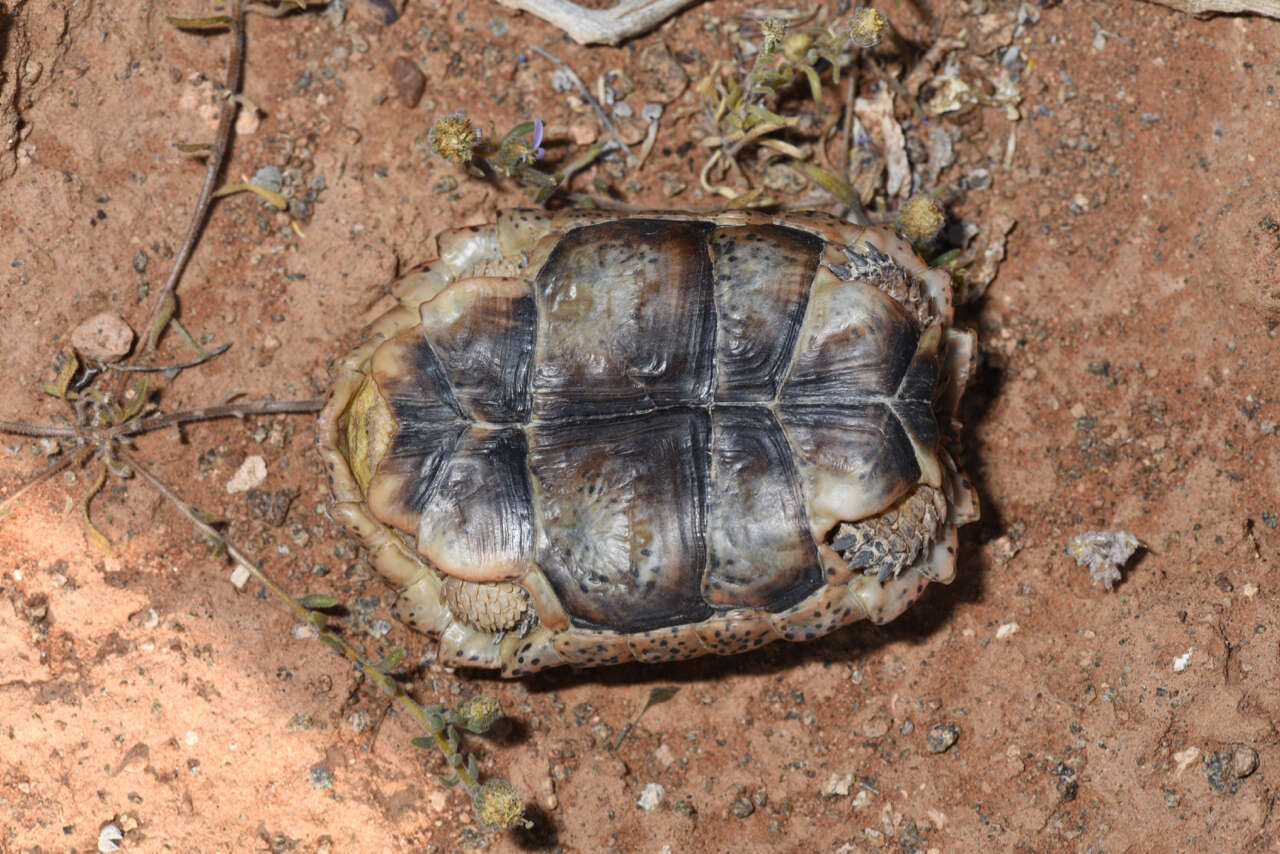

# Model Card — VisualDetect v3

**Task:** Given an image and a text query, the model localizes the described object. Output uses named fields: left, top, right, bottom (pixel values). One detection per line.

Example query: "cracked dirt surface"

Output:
left=1, top=1, right=1278, bottom=851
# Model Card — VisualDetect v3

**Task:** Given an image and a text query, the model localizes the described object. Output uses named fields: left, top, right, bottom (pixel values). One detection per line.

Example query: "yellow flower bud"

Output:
left=849, top=8, right=888, bottom=49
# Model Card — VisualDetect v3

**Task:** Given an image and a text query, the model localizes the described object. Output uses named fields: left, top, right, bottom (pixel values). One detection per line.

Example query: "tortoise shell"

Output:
left=317, top=209, right=978, bottom=676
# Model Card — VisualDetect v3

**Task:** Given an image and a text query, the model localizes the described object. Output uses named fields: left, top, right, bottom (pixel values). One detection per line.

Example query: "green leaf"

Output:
left=212, top=182, right=288, bottom=210
left=166, top=14, right=234, bottom=29
left=300, top=593, right=339, bottom=610
left=438, top=773, right=461, bottom=788
left=376, top=646, right=406, bottom=673
left=41, top=348, right=79, bottom=401
left=790, top=161, right=858, bottom=207
left=317, top=634, right=344, bottom=652
left=801, top=65, right=822, bottom=101
left=409, top=736, right=435, bottom=751
left=643, top=685, right=681, bottom=712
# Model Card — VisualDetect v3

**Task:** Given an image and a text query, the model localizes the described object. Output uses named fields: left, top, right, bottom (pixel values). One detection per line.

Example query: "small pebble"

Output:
left=309, top=765, right=335, bottom=790
left=97, top=822, right=124, bottom=853
left=729, top=797, right=755, bottom=818
left=636, top=782, right=664, bottom=811
left=391, top=57, right=425, bottom=108
left=1233, top=745, right=1259, bottom=779
left=226, top=455, right=267, bottom=494
left=72, top=311, right=134, bottom=362
left=926, top=723, right=960, bottom=754
left=820, top=772, right=854, bottom=797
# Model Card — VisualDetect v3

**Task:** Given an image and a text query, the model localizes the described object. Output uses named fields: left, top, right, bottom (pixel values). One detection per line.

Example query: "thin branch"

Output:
left=110, top=343, right=232, bottom=373
left=108, top=397, right=323, bottom=438
left=0, top=445, right=96, bottom=519
left=133, top=0, right=247, bottom=367
left=0, top=420, right=77, bottom=439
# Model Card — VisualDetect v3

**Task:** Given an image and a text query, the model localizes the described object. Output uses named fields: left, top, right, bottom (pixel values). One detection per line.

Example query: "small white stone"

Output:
left=636, top=782, right=665, bottom=811
left=229, top=564, right=252, bottom=589
left=654, top=743, right=676, bottom=769
left=996, top=622, right=1019, bottom=640
left=821, top=772, right=854, bottom=797
left=1173, top=648, right=1192, bottom=672
left=225, top=455, right=267, bottom=493
left=97, top=822, right=124, bottom=853
left=1173, top=746, right=1200, bottom=774
left=185, top=730, right=199, bottom=745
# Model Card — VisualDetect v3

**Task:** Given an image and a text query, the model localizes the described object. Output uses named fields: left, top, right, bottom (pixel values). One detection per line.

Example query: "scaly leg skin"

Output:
left=830, top=484, right=948, bottom=582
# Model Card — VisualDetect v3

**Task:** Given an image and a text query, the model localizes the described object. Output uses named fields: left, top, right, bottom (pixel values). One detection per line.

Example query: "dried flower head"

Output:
left=898, top=195, right=945, bottom=243
left=474, top=779, right=526, bottom=830
left=849, top=7, right=888, bottom=49
left=429, top=112, right=480, bottom=165
left=454, top=695, right=502, bottom=733
left=760, top=17, right=786, bottom=53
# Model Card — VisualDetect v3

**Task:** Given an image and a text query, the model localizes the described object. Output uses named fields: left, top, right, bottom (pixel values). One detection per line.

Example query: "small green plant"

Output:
left=694, top=9, right=887, bottom=207
left=429, top=112, right=608, bottom=203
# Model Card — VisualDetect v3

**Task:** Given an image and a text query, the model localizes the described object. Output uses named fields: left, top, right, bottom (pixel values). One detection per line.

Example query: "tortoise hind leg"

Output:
left=829, top=484, right=948, bottom=582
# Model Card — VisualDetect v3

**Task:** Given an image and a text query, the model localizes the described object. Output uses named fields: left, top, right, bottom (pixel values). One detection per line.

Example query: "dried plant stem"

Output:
left=0, top=445, right=96, bottom=519
left=134, top=0, right=247, bottom=371
left=1140, top=0, right=1279, bottom=14
left=122, top=447, right=525, bottom=825
left=108, top=397, right=323, bottom=438
left=111, top=343, right=232, bottom=372
left=528, top=45, right=632, bottom=159
left=0, top=420, right=77, bottom=439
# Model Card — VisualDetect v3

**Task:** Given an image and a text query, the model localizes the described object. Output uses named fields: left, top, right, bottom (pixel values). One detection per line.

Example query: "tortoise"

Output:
left=316, top=208, right=978, bottom=676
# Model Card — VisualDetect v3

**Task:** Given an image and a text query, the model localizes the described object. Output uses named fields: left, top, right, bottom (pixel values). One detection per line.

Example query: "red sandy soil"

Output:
left=1, top=1, right=1278, bottom=851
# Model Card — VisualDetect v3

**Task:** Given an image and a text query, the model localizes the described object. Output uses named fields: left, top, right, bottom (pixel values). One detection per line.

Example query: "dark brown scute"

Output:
left=709, top=224, right=823, bottom=400
left=782, top=290, right=919, bottom=403
left=418, top=279, right=536, bottom=422
left=705, top=408, right=823, bottom=610
left=527, top=411, right=713, bottom=633
left=376, top=334, right=467, bottom=519
left=415, top=426, right=534, bottom=578
left=781, top=404, right=921, bottom=509
left=532, top=219, right=717, bottom=420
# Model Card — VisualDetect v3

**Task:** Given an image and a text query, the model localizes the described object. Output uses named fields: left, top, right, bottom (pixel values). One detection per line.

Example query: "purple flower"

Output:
left=530, top=117, right=546, bottom=160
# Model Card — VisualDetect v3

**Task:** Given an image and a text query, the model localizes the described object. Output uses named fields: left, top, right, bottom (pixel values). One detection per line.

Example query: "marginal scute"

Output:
left=691, top=610, right=778, bottom=656
left=627, top=624, right=707, bottom=664
left=553, top=627, right=633, bottom=668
